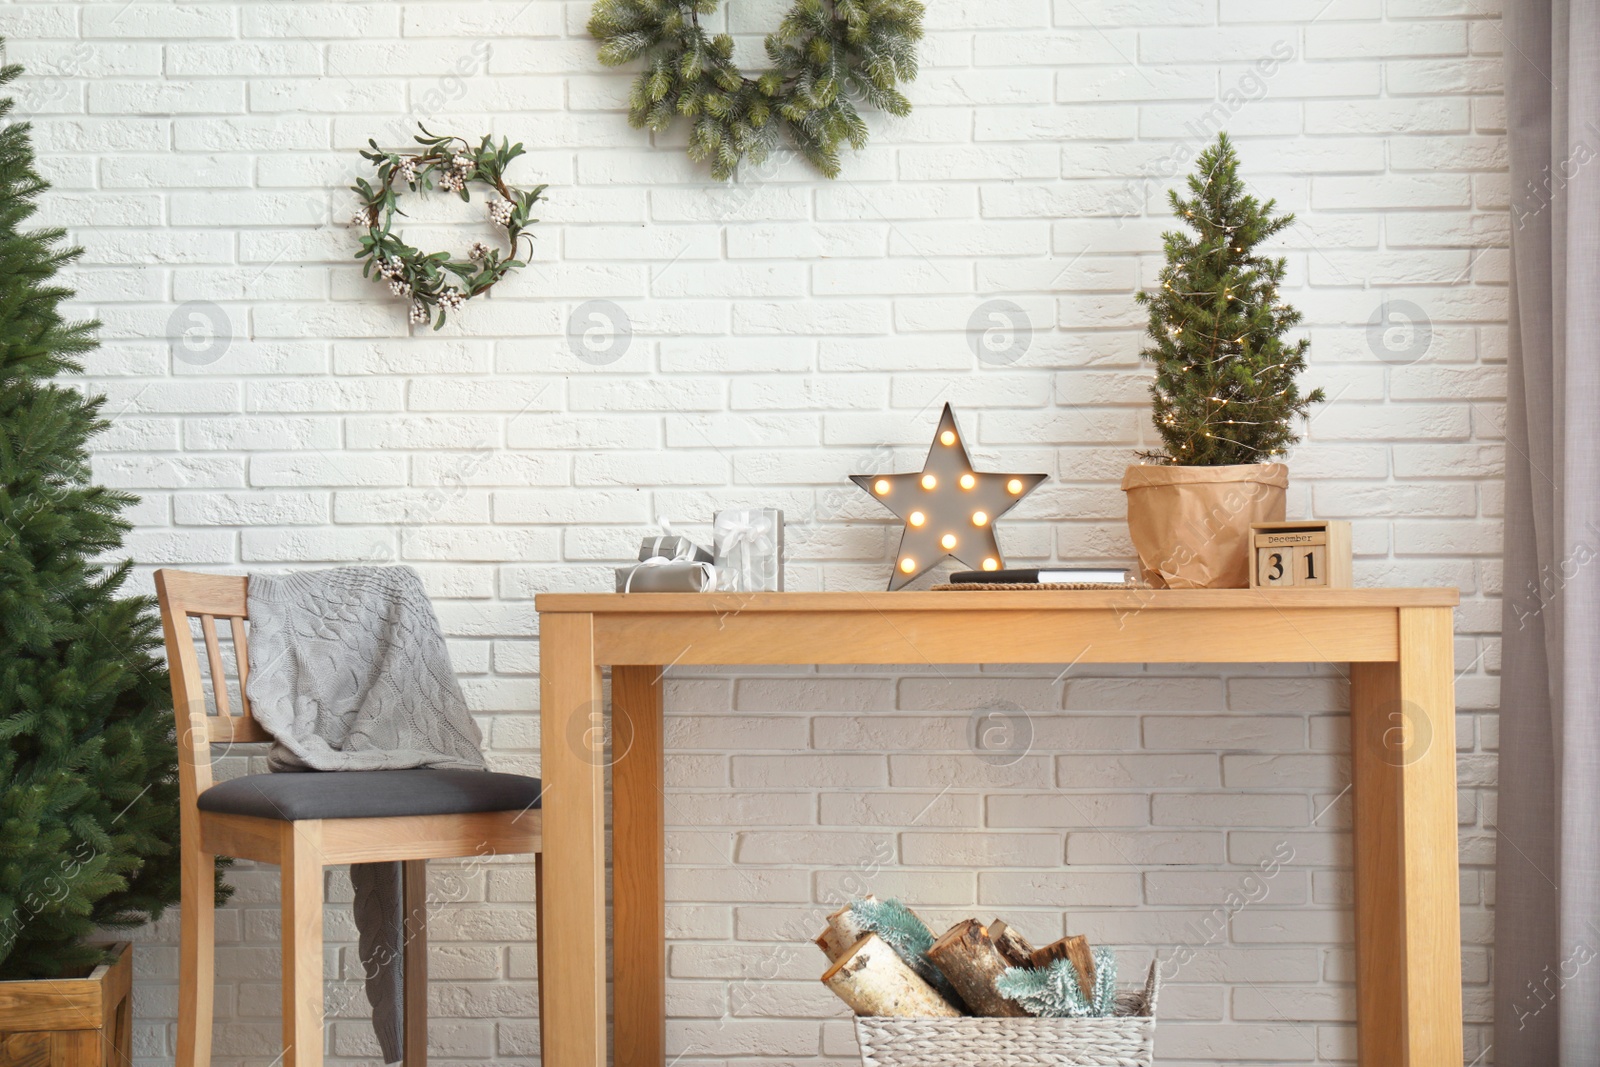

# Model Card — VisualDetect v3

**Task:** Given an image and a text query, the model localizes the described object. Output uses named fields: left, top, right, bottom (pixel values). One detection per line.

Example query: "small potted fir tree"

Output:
left=1121, top=133, right=1324, bottom=588
left=0, top=51, right=223, bottom=1064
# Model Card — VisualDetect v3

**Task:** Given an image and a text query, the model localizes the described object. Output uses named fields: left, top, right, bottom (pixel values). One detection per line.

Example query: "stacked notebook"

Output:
left=947, top=567, right=1131, bottom=586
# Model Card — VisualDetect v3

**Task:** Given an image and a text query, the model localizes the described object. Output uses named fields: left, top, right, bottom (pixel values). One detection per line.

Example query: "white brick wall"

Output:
left=11, top=0, right=1503, bottom=1063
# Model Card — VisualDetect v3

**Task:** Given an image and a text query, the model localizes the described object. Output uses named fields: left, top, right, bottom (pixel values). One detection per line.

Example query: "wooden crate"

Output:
left=1247, top=521, right=1352, bottom=589
left=0, top=943, right=132, bottom=1067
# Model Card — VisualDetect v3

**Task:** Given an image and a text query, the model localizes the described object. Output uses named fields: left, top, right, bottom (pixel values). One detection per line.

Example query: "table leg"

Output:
left=1349, top=606, right=1463, bottom=1066
left=403, top=859, right=428, bottom=1067
left=539, top=613, right=607, bottom=1067
left=613, top=666, right=666, bottom=1067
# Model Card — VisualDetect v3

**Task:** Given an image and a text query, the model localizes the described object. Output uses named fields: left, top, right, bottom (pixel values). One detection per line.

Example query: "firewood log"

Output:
left=1030, top=934, right=1096, bottom=997
left=989, top=919, right=1036, bottom=969
left=815, top=901, right=872, bottom=962
left=926, top=919, right=1029, bottom=1017
left=821, top=934, right=962, bottom=1018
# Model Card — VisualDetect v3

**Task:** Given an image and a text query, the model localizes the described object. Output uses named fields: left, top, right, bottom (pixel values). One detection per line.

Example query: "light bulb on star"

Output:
left=850, top=404, right=1047, bottom=590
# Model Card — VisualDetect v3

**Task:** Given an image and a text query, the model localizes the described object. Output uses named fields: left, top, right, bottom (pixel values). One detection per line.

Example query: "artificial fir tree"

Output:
left=1135, top=132, right=1324, bottom=465
left=0, top=52, right=203, bottom=980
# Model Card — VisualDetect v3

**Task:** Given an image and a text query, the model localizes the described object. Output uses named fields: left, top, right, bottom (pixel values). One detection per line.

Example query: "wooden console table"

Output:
left=534, top=588, right=1463, bottom=1067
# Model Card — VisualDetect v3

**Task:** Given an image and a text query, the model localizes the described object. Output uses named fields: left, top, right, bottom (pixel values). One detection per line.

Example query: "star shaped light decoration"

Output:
left=851, top=404, right=1047, bottom=591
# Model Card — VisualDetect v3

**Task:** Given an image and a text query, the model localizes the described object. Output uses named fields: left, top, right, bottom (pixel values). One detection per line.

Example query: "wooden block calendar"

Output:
left=1248, top=520, right=1352, bottom=589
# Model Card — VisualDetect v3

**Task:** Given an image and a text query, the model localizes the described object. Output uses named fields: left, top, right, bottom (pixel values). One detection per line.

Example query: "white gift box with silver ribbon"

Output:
left=711, top=508, right=784, bottom=592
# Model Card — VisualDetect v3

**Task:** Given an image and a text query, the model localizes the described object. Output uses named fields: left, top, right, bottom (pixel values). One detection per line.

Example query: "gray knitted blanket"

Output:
left=246, top=566, right=484, bottom=1065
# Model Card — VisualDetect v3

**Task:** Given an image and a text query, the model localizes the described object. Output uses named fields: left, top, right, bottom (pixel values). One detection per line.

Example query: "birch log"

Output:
left=821, top=934, right=961, bottom=1018
left=1031, top=934, right=1096, bottom=997
left=926, top=920, right=1029, bottom=1017
left=814, top=901, right=872, bottom=962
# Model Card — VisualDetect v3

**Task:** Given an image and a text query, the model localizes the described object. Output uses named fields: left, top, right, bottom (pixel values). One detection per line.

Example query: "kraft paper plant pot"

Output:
left=1121, top=463, right=1288, bottom=589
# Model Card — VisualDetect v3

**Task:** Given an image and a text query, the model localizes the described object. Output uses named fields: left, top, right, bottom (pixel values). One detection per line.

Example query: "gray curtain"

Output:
left=1496, top=1, right=1600, bottom=1062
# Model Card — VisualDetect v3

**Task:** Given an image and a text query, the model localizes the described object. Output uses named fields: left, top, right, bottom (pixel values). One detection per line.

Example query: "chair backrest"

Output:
left=154, top=569, right=268, bottom=799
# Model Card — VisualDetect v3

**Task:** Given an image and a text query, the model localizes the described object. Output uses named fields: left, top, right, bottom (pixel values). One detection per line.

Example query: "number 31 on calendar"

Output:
left=1248, top=521, right=1352, bottom=589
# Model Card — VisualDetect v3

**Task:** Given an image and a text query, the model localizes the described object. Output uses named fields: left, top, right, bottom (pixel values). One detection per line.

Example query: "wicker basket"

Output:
left=853, top=960, right=1159, bottom=1067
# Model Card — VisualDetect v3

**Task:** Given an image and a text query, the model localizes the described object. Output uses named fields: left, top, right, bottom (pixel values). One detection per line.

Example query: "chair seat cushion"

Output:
left=197, top=768, right=543, bottom=822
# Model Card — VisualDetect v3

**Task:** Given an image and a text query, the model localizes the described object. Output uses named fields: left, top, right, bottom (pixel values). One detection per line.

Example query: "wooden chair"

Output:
left=154, top=569, right=545, bottom=1067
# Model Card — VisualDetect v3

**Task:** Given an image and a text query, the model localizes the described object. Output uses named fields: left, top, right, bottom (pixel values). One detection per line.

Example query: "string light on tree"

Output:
left=851, top=404, right=1046, bottom=591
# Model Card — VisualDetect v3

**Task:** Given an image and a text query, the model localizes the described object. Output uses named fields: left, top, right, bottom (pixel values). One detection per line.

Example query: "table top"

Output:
left=536, top=587, right=1461, bottom=613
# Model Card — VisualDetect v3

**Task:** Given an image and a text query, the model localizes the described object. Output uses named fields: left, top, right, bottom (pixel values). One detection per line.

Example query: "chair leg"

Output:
left=535, top=852, right=546, bottom=1064
left=403, top=859, right=428, bottom=1067
left=177, top=841, right=215, bottom=1067
left=281, top=822, right=325, bottom=1067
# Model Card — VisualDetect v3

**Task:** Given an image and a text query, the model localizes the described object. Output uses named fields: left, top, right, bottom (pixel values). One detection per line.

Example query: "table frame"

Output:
left=535, top=589, right=1464, bottom=1067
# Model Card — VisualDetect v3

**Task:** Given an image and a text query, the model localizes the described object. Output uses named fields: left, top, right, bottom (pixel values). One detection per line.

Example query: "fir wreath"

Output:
left=588, top=0, right=924, bottom=180
left=351, top=126, right=547, bottom=329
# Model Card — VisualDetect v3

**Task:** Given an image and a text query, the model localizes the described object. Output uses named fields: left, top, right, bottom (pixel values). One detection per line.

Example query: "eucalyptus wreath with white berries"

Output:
left=351, top=126, right=547, bottom=329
